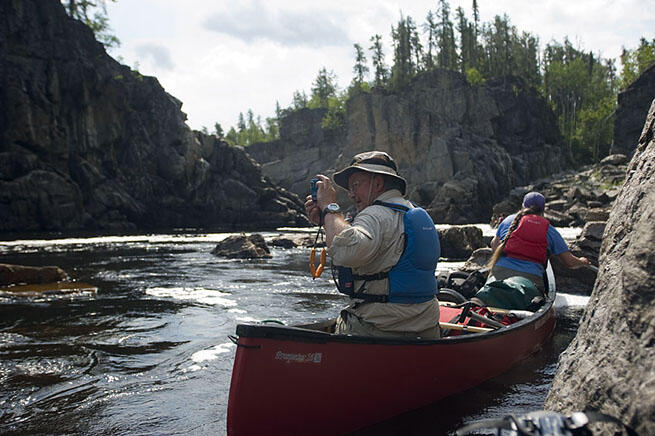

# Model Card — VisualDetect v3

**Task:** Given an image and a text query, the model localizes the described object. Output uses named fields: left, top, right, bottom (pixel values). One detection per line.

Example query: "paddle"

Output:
left=439, top=322, right=492, bottom=333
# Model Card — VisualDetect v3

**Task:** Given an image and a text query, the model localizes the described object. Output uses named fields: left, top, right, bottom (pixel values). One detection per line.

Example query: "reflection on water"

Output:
left=0, top=229, right=586, bottom=435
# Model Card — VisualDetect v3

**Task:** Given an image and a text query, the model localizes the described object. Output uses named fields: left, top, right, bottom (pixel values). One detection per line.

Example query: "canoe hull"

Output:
left=227, top=304, right=555, bottom=435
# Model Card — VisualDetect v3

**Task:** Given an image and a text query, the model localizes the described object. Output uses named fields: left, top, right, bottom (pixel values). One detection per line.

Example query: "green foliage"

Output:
left=390, top=14, right=419, bottom=90
left=369, top=34, right=389, bottom=87
left=214, top=122, right=224, bottom=137
left=352, top=43, right=369, bottom=86
left=62, top=0, right=120, bottom=49
left=542, top=38, right=618, bottom=164
left=465, top=67, right=485, bottom=86
left=435, top=0, right=457, bottom=70
left=222, top=109, right=280, bottom=146
left=620, top=38, right=655, bottom=88
left=221, top=1, right=651, bottom=166
left=321, top=92, right=348, bottom=131
left=309, top=67, right=338, bottom=108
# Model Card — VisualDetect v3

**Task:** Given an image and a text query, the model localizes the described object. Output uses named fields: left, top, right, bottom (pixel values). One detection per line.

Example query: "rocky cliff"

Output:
left=544, top=99, right=655, bottom=434
left=0, top=0, right=307, bottom=233
left=611, top=63, right=655, bottom=156
left=247, top=70, right=570, bottom=224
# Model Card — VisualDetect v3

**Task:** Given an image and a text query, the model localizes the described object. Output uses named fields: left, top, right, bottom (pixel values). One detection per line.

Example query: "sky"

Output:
left=105, top=0, right=655, bottom=132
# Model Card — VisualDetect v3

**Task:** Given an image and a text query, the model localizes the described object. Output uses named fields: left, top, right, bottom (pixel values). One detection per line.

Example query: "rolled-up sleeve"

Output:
left=328, top=213, right=382, bottom=268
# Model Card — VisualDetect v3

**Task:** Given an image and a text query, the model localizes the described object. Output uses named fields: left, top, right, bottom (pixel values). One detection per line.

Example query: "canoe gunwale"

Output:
left=234, top=286, right=556, bottom=346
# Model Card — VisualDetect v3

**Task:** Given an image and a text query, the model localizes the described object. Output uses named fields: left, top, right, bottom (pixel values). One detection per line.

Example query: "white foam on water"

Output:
left=191, top=342, right=235, bottom=363
left=145, top=287, right=236, bottom=307
left=0, top=233, right=243, bottom=247
left=235, top=315, right=259, bottom=323
left=228, top=308, right=247, bottom=314
left=555, top=293, right=590, bottom=308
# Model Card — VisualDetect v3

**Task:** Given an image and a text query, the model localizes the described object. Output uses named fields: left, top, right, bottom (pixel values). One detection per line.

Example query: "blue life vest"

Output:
left=335, top=201, right=440, bottom=304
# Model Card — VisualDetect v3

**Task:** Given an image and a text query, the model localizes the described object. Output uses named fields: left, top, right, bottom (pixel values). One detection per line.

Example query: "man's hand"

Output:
left=304, top=174, right=337, bottom=225
left=304, top=195, right=321, bottom=226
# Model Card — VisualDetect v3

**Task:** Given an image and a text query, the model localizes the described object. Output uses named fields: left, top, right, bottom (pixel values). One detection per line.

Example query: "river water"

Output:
left=0, top=226, right=586, bottom=435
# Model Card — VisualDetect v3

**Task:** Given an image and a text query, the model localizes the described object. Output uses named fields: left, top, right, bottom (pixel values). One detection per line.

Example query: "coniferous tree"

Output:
left=456, top=6, right=474, bottom=74
left=237, top=112, right=246, bottom=133
left=214, top=122, right=224, bottom=137
left=310, top=67, right=338, bottom=108
left=390, top=14, right=414, bottom=90
left=369, top=34, right=389, bottom=87
left=472, top=0, right=480, bottom=67
left=408, top=16, right=424, bottom=73
left=436, top=0, right=457, bottom=70
left=423, top=11, right=438, bottom=70
left=352, top=43, right=369, bottom=87
left=292, top=90, right=309, bottom=109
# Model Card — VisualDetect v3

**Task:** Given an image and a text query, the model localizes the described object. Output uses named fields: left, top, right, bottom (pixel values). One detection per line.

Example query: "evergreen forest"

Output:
left=217, top=0, right=654, bottom=167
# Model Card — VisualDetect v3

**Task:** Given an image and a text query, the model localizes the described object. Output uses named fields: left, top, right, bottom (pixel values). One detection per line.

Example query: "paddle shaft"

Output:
left=439, top=322, right=492, bottom=333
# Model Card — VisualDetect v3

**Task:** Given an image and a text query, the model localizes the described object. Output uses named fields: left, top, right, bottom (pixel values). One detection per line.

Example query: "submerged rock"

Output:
left=0, top=263, right=68, bottom=286
left=544, top=99, right=655, bottom=435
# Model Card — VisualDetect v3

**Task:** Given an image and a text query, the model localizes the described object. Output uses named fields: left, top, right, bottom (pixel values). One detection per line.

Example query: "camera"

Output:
left=311, top=178, right=319, bottom=201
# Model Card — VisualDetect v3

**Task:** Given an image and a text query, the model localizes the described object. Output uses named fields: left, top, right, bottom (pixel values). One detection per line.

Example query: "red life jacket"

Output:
left=503, top=215, right=549, bottom=263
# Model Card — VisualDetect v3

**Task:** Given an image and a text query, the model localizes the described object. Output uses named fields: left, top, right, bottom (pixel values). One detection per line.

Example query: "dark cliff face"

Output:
left=0, top=0, right=308, bottom=233
left=544, top=100, right=655, bottom=435
left=611, top=63, right=655, bottom=156
left=247, top=70, right=569, bottom=223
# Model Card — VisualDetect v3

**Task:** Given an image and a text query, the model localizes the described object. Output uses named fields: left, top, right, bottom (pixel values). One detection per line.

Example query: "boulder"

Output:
left=461, top=247, right=493, bottom=272
left=269, top=233, right=320, bottom=248
left=211, top=234, right=272, bottom=259
left=0, top=263, right=68, bottom=286
left=438, top=226, right=486, bottom=260
left=544, top=99, right=655, bottom=435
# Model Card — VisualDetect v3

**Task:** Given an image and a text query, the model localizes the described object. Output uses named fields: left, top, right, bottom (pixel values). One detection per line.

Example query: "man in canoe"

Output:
left=486, top=191, right=592, bottom=294
left=304, top=151, right=441, bottom=338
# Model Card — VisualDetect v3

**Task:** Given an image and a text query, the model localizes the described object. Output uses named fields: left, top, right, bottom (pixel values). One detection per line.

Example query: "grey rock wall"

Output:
left=0, top=0, right=307, bottom=233
left=544, top=99, right=655, bottom=435
left=247, top=71, right=569, bottom=224
left=611, top=63, right=655, bottom=156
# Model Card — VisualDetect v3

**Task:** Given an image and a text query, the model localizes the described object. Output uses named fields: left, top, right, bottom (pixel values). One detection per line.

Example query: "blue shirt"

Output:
left=495, top=214, right=569, bottom=276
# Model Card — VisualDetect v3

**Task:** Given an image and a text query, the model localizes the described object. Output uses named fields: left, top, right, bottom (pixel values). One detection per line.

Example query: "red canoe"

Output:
left=227, top=269, right=556, bottom=435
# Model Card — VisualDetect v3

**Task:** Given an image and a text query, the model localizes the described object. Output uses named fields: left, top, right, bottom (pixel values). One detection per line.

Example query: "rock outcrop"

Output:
left=611, top=63, right=655, bottom=156
left=0, top=0, right=308, bottom=234
left=550, top=221, right=604, bottom=294
left=544, top=99, right=655, bottom=435
left=247, top=71, right=570, bottom=224
left=491, top=154, right=628, bottom=227
left=211, top=234, right=272, bottom=259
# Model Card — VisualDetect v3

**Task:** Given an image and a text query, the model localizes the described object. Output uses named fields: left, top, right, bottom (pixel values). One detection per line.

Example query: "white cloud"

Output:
left=202, top=1, right=350, bottom=48
left=106, top=0, right=655, bottom=132
left=134, top=43, right=175, bottom=70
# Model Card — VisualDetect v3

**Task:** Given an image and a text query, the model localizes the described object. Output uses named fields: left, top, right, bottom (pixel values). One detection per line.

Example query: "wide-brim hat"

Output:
left=333, top=151, right=406, bottom=195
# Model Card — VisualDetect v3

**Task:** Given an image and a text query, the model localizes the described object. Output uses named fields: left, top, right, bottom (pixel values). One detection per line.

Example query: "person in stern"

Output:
left=304, top=151, right=441, bottom=339
left=485, top=191, right=592, bottom=294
